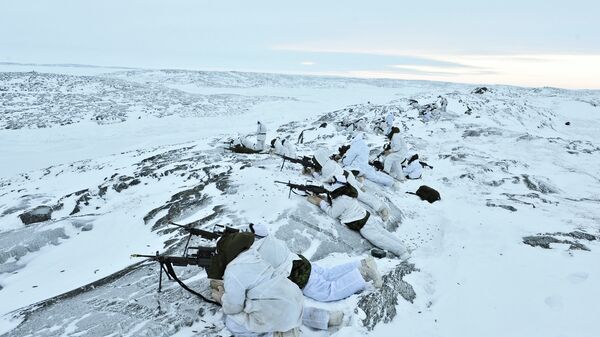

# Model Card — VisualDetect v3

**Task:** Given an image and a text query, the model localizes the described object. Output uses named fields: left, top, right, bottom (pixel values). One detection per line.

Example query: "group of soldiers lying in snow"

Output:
left=215, top=109, right=433, bottom=336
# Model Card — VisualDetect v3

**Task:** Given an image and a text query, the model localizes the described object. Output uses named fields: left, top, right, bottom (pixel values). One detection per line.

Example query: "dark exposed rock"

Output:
left=472, top=87, right=489, bottom=94
left=486, top=202, right=517, bottom=212
left=418, top=103, right=438, bottom=115
left=562, top=231, right=597, bottom=241
left=63, top=189, right=89, bottom=198
left=546, top=231, right=597, bottom=241
left=70, top=193, right=92, bottom=215
left=98, top=186, right=108, bottom=197
left=113, top=176, right=141, bottom=192
left=501, top=192, right=558, bottom=207
left=521, top=174, right=558, bottom=194
left=523, top=235, right=590, bottom=251
left=113, top=182, right=129, bottom=193
left=357, top=262, right=417, bottom=330
left=19, top=206, right=53, bottom=225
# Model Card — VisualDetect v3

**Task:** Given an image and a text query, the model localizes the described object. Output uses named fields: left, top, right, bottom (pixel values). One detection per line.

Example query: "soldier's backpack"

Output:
left=407, top=185, right=441, bottom=203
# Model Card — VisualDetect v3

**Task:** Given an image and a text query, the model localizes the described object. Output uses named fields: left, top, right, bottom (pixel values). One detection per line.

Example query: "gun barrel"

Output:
left=131, top=254, right=154, bottom=258
left=131, top=253, right=211, bottom=267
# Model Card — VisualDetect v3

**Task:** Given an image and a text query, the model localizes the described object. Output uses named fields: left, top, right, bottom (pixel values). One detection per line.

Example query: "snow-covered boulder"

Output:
left=18, top=206, right=53, bottom=225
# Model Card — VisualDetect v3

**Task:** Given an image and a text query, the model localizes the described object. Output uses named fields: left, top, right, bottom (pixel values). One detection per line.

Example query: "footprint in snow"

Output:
left=544, top=295, right=563, bottom=311
left=566, top=272, right=589, bottom=284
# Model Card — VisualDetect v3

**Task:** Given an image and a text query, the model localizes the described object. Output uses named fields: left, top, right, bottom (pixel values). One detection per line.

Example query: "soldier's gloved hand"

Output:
left=209, top=279, right=224, bottom=291
left=307, top=195, right=322, bottom=205
left=211, top=286, right=224, bottom=304
left=302, top=167, right=314, bottom=175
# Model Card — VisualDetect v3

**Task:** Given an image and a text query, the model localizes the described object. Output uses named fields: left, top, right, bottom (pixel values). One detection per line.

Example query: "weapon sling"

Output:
left=163, top=261, right=222, bottom=306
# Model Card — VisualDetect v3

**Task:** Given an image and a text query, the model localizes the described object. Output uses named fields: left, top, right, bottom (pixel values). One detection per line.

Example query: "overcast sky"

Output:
left=1, top=0, right=599, bottom=88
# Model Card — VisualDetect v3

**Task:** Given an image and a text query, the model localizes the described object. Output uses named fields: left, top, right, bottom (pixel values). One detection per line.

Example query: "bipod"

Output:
left=153, top=251, right=173, bottom=293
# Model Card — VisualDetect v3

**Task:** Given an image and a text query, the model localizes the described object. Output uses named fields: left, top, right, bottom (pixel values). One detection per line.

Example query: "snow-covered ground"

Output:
left=0, top=64, right=599, bottom=337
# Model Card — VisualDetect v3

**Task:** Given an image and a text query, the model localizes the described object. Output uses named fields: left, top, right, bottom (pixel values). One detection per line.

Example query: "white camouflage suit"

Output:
left=271, top=137, right=297, bottom=157
left=224, top=235, right=352, bottom=336
left=314, top=153, right=389, bottom=220
left=317, top=190, right=408, bottom=258
left=222, top=247, right=303, bottom=336
left=383, top=132, right=408, bottom=180
left=341, top=133, right=394, bottom=187
left=402, top=151, right=424, bottom=179
left=255, top=236, right=367, bottom=304
left=384, top=110, right=395, bottom=135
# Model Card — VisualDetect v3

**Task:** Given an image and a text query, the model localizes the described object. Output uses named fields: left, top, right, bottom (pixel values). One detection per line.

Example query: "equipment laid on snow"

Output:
left=227, top=144, right=263, bottom=154
left=131, top=247, right=220, bottom=305
left=406, top=185, right=441, bottom=203
left=370, top=248, right=387, bottom=258
left=276, top=154, right=322, bottom=172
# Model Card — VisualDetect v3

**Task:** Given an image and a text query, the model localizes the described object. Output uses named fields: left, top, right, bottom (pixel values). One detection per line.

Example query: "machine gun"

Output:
left=274, top=180, right=331, bottom=204
left=276, top=154, right=322, bottom=172
left=131, top=246, right=220, bottom=305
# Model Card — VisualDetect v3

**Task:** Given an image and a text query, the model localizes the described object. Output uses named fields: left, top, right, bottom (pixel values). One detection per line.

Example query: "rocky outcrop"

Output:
left=113, top=176, right=141, bottom=193
left=472, top=87, right=489, bottom=94
left=357, top=261, right=417, bottom=330
left=18, top=206, right=53, bottom=225
left=523, top=231, right=597, bottom=251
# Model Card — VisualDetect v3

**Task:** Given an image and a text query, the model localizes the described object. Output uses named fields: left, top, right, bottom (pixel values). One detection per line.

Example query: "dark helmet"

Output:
left=270, top=138, right=277, bottom=148
left=387, top=127, right=400, bottom=139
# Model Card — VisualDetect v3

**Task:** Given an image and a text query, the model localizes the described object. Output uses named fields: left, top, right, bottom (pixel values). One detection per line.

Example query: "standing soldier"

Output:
left=383, top=127, right=409, bottom=180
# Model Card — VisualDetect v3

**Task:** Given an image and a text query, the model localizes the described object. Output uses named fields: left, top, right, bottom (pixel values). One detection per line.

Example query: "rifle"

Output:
left=276, top=154, right=322, bottom=172
left=370, top=143, right=390, bottom=171
left=403, top=154, right=434, bottom=169
left=131, top=247, right=220, bottom=305
left=274, top=180, right=331, bottom=201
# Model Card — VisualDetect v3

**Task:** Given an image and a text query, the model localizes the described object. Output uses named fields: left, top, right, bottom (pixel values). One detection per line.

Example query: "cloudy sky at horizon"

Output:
left=1, top=0, right=599, bottom=89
